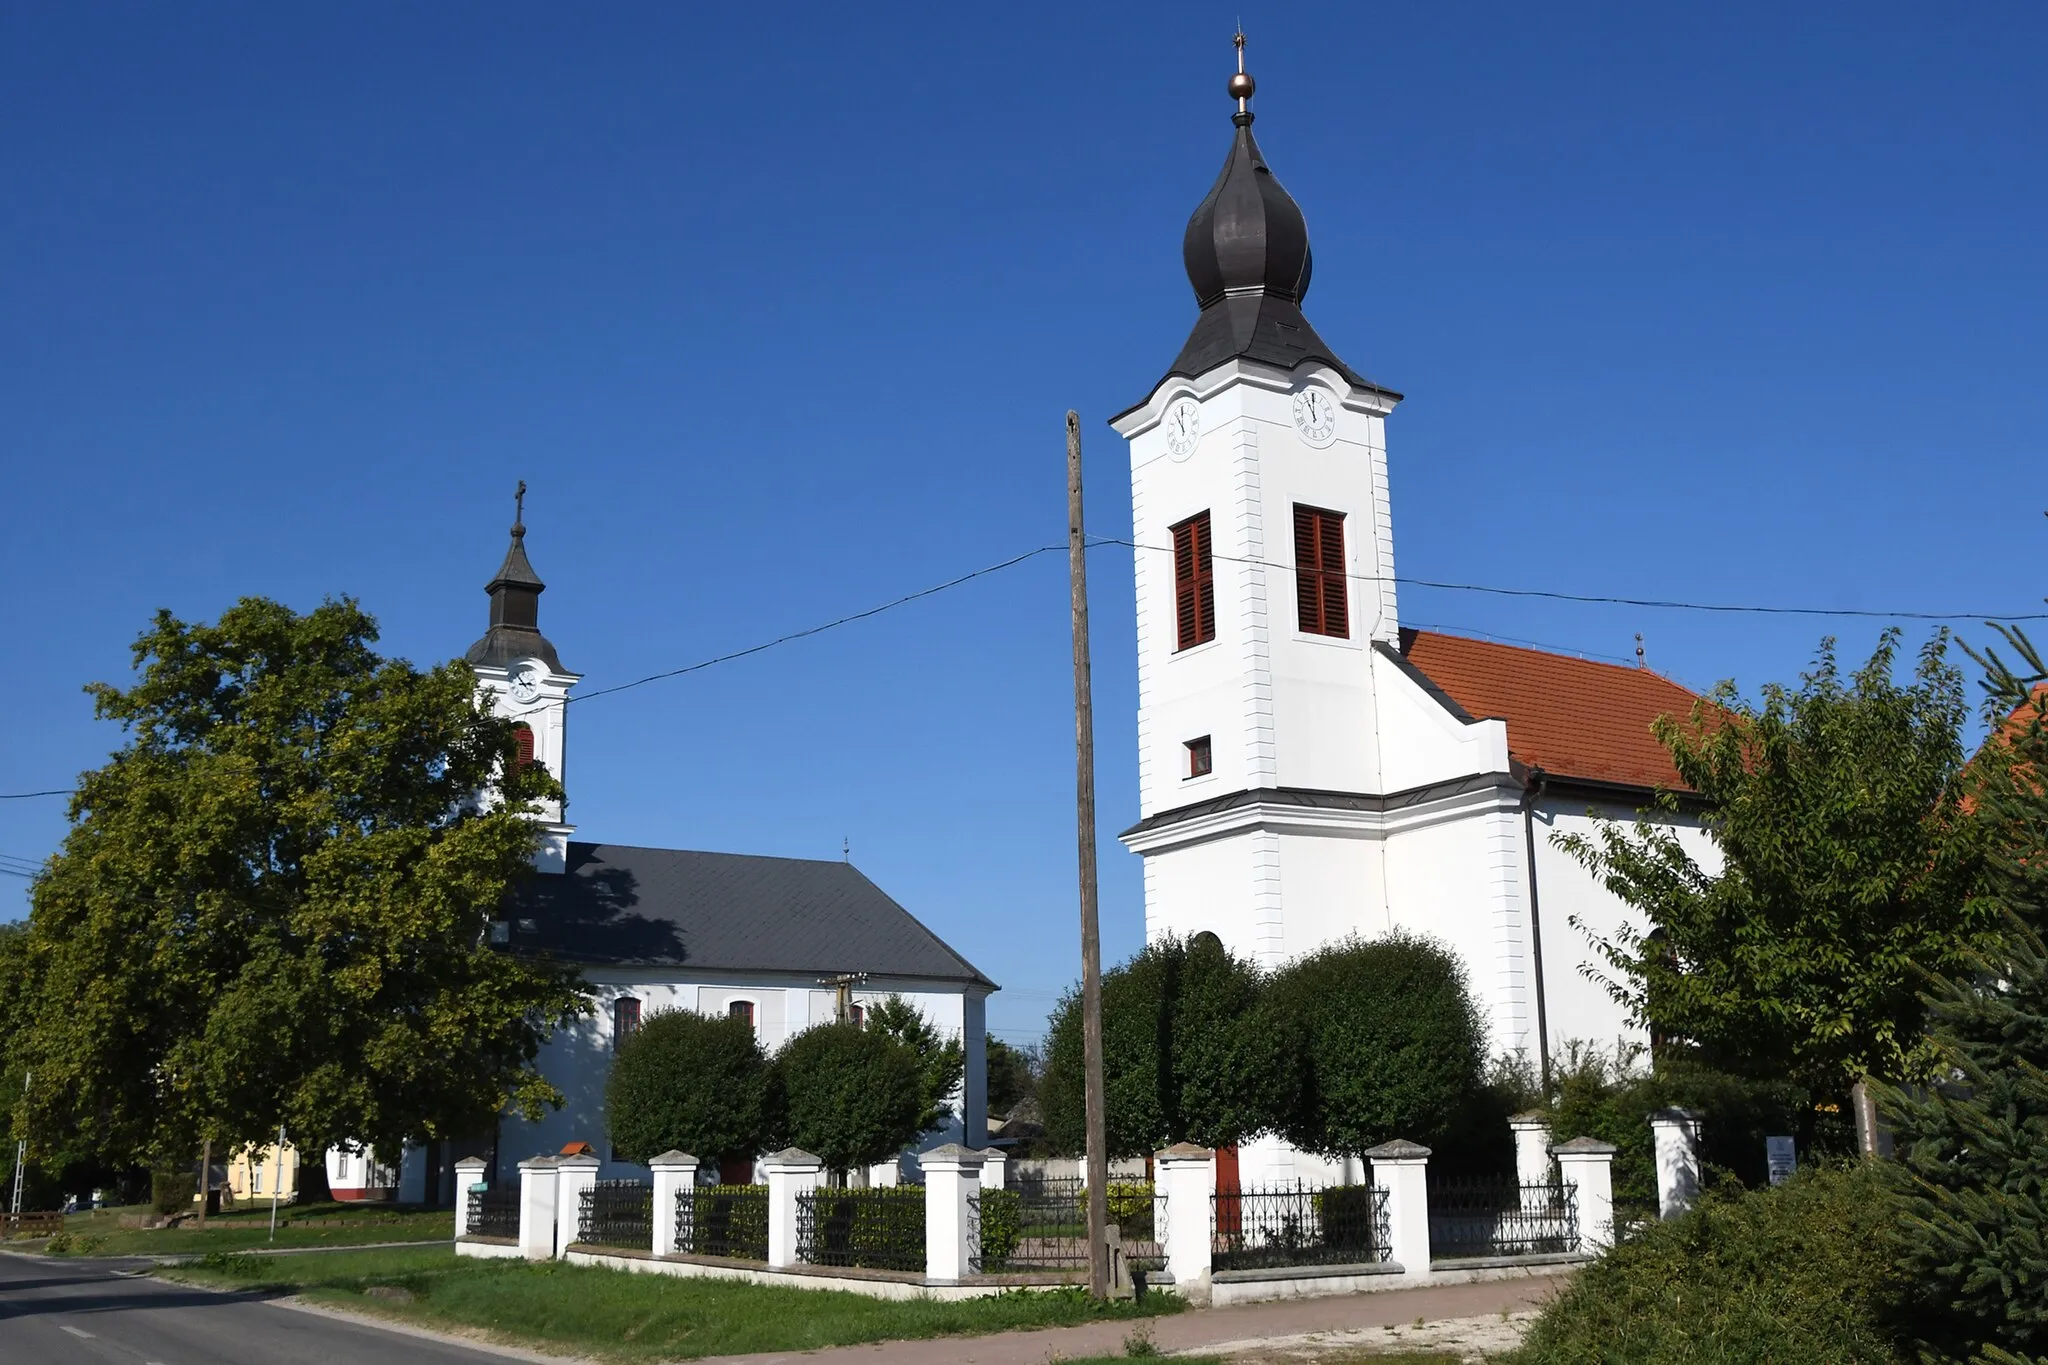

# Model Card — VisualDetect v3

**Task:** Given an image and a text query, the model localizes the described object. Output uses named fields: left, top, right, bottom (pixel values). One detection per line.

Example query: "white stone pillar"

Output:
left=761, top=1148, right=825, bottom=1270
left=1649, top=1108, right=1703, bottom=1219
left=649, top=1151, right=699, bottom=1257
left=917, top=1143, right=985, bottom=1282
left=516, top=1156, right=558, bottom=1261
left=1154, top=1143, right=1214, bottom=1291
left=978, top=1147, right=1008, bottom=1192
left=555, top=1153, right=601, bottom=1255
left=1509, top=1113, right=1553, bottom=1196
left=1553, top=1137, right=1618, bottom=1252
left=866, top=1158, right=902, bottom=1187
left=1364, top=1139, right=1432, bottom=1278
left=452, top=1157, right=488, bottom=1240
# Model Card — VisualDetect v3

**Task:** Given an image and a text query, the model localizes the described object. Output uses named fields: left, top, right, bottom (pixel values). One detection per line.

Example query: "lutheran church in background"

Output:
left=1110, top=47, right=1718, bottom=1190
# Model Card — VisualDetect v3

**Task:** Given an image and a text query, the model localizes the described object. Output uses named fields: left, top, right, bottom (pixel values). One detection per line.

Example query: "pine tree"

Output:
left=1881, top=625, right=2048, bottom=1365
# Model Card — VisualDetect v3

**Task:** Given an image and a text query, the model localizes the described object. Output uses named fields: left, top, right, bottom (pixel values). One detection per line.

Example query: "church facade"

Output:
left=1112, top=57, right=1718, bottom=1187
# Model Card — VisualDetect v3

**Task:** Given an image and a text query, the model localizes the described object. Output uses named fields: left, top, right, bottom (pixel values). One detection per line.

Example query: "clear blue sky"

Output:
left=5, top=4, right=2046, bottom=1048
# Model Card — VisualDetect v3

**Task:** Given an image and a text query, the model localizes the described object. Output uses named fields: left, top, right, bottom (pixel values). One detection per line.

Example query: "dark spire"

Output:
left=1154, top=35, right=1395, bottom=398
left=466, top=480, right=565, bottom=671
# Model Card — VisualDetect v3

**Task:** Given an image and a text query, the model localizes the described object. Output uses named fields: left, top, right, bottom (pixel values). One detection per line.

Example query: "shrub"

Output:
left=152, top=1167, right=197, bottom=1214
left=865, top=996, right=966, bottom=1137
left=978, top=1187, right=1023, bottom=1268
left=1269, top=932, right=1487, bottom=1159
left=605, top=1009, right=779, bottom=1165
left=1504, top=1165, right=1911, bottom=1365
left=775, top=1021, right=925, bottom=1174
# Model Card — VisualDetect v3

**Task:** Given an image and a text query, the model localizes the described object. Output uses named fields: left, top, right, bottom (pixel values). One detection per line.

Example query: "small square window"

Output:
left=1186, top=736, right=1213, bottom=779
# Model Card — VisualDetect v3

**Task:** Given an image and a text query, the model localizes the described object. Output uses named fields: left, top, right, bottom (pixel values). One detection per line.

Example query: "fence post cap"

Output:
left=1155, top=1142, right=1213, bottom=1163
left=1363, top=1139, right=1433, bottom=1161
left=1551, top=1136, right=1619, bottom=1156
left=517, top=1154, right=559, bottom=1170
left=556, top=1152, right=602, bottom=1169
left=977, top=1146, right=1007, bottom=1159
left=453, top=1155, right=489, bottom=1171
left=1649, top=1107, right=1702, bottom=1125
left=759, top=1147, right=824, bottom=1170
left=1508, top=1111, right=1550, bottom=1127
left=915, top=1143, right=986, bottom=1169
left=648, top=1150, right=699, bottom=1168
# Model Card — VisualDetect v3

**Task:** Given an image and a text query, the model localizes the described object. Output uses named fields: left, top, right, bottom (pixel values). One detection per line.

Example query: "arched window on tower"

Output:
left=512, top=723, right=536, bottom=770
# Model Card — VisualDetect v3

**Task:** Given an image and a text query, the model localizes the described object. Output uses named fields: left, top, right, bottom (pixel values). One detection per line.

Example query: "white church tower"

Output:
left=466, top=483, right=580, bottom=873
left=1113, top=44, right=1546, bottom=1188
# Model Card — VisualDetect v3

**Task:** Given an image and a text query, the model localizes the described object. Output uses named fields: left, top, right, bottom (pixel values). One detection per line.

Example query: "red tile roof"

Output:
left=1399, top=628, right=1702, bottom=792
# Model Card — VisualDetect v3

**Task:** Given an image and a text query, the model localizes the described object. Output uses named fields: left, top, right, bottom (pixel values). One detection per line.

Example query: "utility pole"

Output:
left=818, top=971, right=869, bottom=1023
left=1066, top=410, right=1110, bottom=1299
left=198, top=1137, right=211, bottom=1225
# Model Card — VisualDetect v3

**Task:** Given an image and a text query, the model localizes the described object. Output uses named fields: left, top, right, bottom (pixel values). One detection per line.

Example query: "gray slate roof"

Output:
left=509, top=842, right=994, bottom=987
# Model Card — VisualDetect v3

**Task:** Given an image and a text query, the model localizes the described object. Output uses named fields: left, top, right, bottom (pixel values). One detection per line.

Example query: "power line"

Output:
left=1096, top=537, right=2048, bottom=623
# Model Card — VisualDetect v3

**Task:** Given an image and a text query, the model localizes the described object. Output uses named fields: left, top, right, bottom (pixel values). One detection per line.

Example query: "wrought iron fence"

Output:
left=578, top=1179, right=653, bottom=1248
left=1427, top=1177, right=1578, bottom=1260
left=675, top=1184, right=770, bottom=1261
left=796, top=1186, right=925, bottom=1272
left=978, top=1177, right=1162, bottom=1273
left=1211, top=1182, right=1390, bottom=1271
left=467, top=1185, right=521, bottom=1240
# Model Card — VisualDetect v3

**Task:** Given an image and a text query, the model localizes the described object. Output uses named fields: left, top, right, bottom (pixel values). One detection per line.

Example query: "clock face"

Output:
left=507, top=662, right=542, bottom=704
left=1292, top=387, right=1338, bottom=447
left=1162, top=397, right=1201, bottom=461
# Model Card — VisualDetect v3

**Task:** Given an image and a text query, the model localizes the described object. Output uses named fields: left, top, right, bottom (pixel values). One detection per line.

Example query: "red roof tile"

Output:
left=1399, top=628, right=1702, bottom=792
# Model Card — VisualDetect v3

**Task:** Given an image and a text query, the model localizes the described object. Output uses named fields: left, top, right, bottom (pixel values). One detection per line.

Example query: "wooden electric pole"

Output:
left=1066, top=409, right=1111, bottom=1299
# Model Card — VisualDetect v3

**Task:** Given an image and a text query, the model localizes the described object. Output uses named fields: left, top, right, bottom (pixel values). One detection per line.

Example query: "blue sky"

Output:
left=4, top=4, right=2045, bottom=1048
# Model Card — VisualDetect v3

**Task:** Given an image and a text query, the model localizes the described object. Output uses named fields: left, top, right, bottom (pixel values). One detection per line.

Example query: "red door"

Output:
left=1215, top=1144, right=1242, bottom=1238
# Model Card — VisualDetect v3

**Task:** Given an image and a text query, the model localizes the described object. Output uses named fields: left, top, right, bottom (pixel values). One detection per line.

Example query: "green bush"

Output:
left=775, top=1022, right=924, bottom=1174
left=1270, top=933, right=1487, bottom=1159
left=1505, top=1165, right=1911, bottom=1365
left=152, top=1167, right=197, bottom=1214
left=978, top=1188, right=1023, bottom=1268
left=606, top=1008, right=780, bottom=1165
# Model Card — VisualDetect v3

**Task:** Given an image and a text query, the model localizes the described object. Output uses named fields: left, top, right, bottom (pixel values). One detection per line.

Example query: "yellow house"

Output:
left=213, top=1141, right=302, bottom=1206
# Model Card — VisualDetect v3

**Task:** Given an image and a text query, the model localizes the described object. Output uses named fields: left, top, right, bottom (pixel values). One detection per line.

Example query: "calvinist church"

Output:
left=1110, top=50, right=1718, bottom=1187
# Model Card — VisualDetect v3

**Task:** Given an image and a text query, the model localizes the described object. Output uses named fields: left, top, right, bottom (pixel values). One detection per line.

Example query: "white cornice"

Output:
left=1113, top=358, right=1401, bottom=437
left=1120, top=777, right=1522, bottom=856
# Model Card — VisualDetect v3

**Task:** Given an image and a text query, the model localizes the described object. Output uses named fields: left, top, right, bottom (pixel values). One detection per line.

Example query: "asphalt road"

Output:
left=0, top=1252, right=516, bottom=1365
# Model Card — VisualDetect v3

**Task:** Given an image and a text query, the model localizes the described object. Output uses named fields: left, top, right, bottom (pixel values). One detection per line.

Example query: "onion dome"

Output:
left=466, top=481, right=566, bottom=672
left=1153, top=39, right=1394, bottom=399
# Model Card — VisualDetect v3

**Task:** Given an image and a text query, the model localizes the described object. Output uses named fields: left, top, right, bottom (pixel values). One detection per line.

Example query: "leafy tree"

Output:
left=864, top=995, right=965, bottom=1136
left=1559, top=630, right=1991, bottom=1100
left=1270, top=932, right=1487, bottom=1158
left=1042, top=934, right=1289, bottom=1158
left=774, top=1021, right=924, bottom=1175
left=984, top=1036, right=1035, bottom=1119
left=1, top=598, right=590, bottom=1171
left=606, top=1009, right=780, bottom=1164
left=1877, top=625, right=2048, bottom=1365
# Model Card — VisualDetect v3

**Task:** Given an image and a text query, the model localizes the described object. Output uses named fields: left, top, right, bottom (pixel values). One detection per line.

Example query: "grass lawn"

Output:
left=44, top=1201, right=453, bottom=1257
left=160, top=1244, right=1181, bottom=1361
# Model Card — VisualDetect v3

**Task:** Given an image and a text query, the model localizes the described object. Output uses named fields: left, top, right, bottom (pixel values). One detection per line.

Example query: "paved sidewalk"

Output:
left=689, top=1274, right=1572, bottom=1364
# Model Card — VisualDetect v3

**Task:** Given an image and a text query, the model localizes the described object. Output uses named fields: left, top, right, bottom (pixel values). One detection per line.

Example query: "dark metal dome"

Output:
left=466, top=484, right=565, bottom=672
left=1182, top=111, right=1314, bottom=309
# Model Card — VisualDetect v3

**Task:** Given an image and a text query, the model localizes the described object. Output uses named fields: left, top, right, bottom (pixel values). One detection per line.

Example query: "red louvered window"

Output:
left=613, top=997, right=641, bottom=1049
left=512, top=723, right=536, bottom=769
left=1293, top=505, right=1349, bottom=638
left=1171, top=512, right=1216, bottom=650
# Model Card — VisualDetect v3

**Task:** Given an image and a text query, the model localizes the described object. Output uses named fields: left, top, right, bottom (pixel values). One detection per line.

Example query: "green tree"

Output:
left=1269, top=933, right=1487, bottom=1159
left=1041, top=934, right=1288, bottom=1158
left=1, top=598, right=590, bottom=1171
left=864, top=995, right=965, bottom=1137
left=984, top=1036, right=1035, bottom=1119
left=606, top=1009, right=780, bottom=1165
left=1877, top=625, right=2048, bottom=1365
left=774, top=1021, right=924, bottom=1175
left=1559, top=631, right=1990, bottom=1100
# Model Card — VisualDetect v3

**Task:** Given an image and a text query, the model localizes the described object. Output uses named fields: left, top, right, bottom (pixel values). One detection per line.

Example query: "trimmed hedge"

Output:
left=1505, top=1164, right=1911, bottom=1365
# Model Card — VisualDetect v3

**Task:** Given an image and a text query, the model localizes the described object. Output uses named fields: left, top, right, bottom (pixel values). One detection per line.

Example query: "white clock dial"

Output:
left=1292, top=387, right=1338, bottom=447
left=507, top=662, right=542, bottom=704
left=1162, top=397, right=1202, bottom=461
